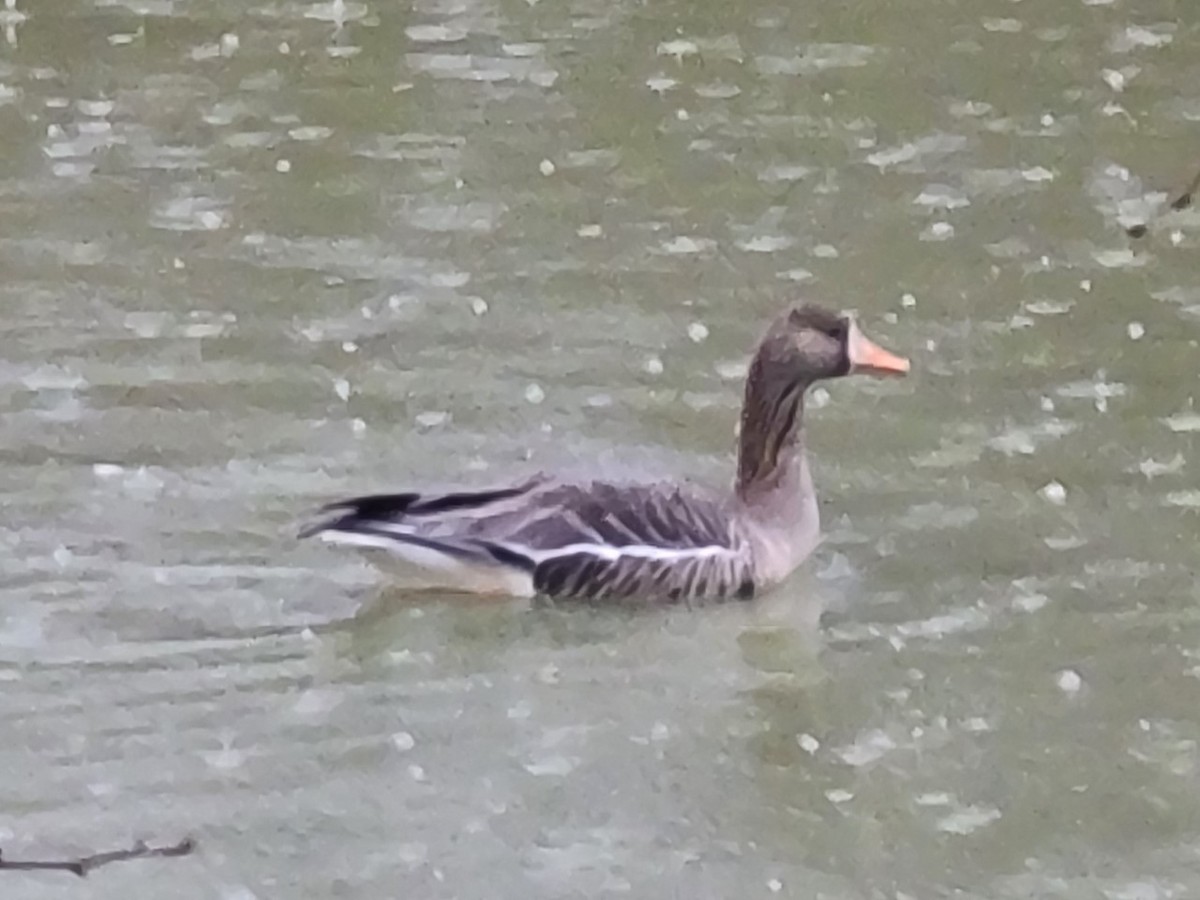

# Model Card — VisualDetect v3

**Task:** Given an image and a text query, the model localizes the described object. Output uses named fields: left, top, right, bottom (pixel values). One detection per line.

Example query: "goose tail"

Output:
left=299, top=484, right=541, bottom=596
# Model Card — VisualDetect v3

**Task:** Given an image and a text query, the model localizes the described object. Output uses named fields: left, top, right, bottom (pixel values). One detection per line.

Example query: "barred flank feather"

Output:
left=302, top=476, right=757, bottom=603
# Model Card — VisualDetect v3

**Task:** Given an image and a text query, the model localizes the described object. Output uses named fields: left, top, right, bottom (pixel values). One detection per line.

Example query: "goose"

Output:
left=301, top=304, right=910, bottom=603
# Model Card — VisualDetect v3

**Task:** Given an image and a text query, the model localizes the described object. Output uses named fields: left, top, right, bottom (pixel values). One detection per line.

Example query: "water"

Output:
left=2, top=0, right=1199, bottom=896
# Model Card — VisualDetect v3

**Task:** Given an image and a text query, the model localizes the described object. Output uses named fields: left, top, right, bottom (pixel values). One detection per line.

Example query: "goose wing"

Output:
left=303, top=477, right=755, bottom=602
left=504, top=482, right=755, bottom=602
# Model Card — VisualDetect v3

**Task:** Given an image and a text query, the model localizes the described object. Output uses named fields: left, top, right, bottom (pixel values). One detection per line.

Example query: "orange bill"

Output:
left=847, top=319, right=911, bottom=376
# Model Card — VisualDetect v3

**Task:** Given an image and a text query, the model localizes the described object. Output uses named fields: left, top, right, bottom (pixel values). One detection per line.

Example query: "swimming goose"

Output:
left=301, top=304, right=909, bottom=603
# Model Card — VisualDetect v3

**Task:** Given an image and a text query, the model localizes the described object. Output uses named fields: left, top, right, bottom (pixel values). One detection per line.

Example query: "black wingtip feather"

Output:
left=298, top=492, right=423, bottom=540
left=300, top=484, right=538, bottom=541
left=409, top=486, right=530, bottom=515
left=319, top=492, right=423, bottom=518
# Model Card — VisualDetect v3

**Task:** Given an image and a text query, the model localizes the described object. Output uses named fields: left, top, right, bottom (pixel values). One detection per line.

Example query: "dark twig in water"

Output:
left=0, top=837, right=195, bottom=877
left=1127, top=164, right=1200, bottom=237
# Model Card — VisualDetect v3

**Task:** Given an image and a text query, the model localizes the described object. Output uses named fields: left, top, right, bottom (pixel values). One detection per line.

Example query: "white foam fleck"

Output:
left=737, top=235, right=793, bottom=252
left=305, top=0, right=367, bottom=24
left=503, top=43, right=541, bottom=57
left=660, top=235, right=714, bottom=254
left=22, top=365, right=87, bottom=391
left=950, top=100, right=992, bottom=117
left=288, top=125, right=333, bottom=141
left=894, top=607, right=990, bottom=640
left=406, top=24, right=467, bottom=42
left=715, top=360, right=747, bottom=380
left=1056, top=377, right=1125, bottom=403
left=778, top=267, right=814, bottom=282
left=695, top=83, right=740, bottom=99
left=922, top=221, right=955, bottom=241
left=1045, top=534, right=1086, bottom=550
left=77, top=98, right=114, bottom=116
left=1039, top=481, right=1067, bottom=505
left=866, top=133, right=967, bottom=170
left=1026, top=299, right=1072, bottom=315
left=1111, top=25, right=1173, bottom=51
left=1012, top=593, right=1049, bottom=613
left=982, top=17, right=1021, bottom=33
left=1135, top=454, right=1184, bottom=478
left=524, top=754, right=577, bottom=777
left=415, top=410, right=449, bottom=429
left=937, top=805, right=1001, bottom=834
left=1094, top=248, right=1143, bottom=268
left=914, top=184, right=969, bottom=209
left=657, top=39, right=698, bottom=60
left=915, top=792, right=952, bottom=806
left=1056, top=669, right=1083, bottom=694
left=430, top=271, right=470, bottom=288
left=1163, top=412, right=1200, bottom=433
left=759, top=164, right=812, bottom=183
left=835, top=729, right=896, bottom=767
